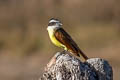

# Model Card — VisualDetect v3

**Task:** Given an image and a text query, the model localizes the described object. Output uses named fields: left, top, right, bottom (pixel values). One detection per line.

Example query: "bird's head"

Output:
left=47, top=18, right=62, bottom=30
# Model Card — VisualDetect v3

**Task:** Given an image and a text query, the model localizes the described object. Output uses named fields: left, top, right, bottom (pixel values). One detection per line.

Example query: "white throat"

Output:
left=47, top=25, right=61, bottom=31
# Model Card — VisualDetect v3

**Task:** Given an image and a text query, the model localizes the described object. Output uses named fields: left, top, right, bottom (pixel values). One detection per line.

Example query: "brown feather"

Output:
left=54, top=28, right=80, bottom=57
left=54, top=28, right=89, bottom=60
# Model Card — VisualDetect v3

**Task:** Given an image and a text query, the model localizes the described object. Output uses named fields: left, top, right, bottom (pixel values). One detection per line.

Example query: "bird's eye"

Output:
left=48, top=22, right=56, bottom=26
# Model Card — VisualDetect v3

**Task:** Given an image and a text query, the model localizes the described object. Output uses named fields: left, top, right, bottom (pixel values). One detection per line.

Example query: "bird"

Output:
left=47, top=18, right=88, bottom=60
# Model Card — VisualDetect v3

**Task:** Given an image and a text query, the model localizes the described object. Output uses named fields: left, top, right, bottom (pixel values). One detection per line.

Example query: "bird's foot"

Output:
left=61, top=50, right=66, bottom=54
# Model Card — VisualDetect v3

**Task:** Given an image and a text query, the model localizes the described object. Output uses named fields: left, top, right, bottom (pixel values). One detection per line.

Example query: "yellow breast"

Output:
left=47, top=27, right=65, bottom=49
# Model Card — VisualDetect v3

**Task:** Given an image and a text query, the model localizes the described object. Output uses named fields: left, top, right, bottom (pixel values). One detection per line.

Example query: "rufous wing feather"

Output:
left=54, top=28, right=80, bottom=57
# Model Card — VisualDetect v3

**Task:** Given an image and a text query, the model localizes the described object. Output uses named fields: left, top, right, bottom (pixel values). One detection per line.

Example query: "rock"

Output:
left=40, top=51, right=113, bottom=80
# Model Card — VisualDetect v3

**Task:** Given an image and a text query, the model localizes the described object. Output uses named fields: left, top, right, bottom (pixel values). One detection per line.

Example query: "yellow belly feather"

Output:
left=48, top=29, right=67, bottom=50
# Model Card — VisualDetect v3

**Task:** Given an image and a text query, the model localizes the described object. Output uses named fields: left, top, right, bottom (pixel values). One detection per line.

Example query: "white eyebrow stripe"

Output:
left=49, top=20, right=59, bottom=23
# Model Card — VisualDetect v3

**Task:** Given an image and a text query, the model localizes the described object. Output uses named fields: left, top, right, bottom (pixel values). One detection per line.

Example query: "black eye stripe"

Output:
left=48, top=22, right=56, bottom=26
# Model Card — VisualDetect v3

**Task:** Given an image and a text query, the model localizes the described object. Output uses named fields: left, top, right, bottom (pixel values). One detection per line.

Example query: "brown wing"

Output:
left=54, top=28, right=80, bottom=57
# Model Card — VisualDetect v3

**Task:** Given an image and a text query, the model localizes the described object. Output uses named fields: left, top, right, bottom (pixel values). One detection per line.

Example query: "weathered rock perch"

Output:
left=40, top=51, right=113, bottom=80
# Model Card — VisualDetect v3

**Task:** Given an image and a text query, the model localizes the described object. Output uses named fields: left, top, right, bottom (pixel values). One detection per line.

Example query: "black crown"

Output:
left=50, top=18, right=59, bottom=21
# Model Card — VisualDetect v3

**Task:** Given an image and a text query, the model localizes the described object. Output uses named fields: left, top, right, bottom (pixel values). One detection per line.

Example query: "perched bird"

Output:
left=47, top=18, right=88, bottom=60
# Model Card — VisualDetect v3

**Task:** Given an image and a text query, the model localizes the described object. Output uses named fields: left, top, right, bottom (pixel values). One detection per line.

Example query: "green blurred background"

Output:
left=0, top=0, right=120, bottom=80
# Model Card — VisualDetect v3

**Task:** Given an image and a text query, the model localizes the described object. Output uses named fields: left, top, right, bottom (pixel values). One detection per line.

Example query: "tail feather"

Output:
left=79, top=49, right=89, bottom=60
